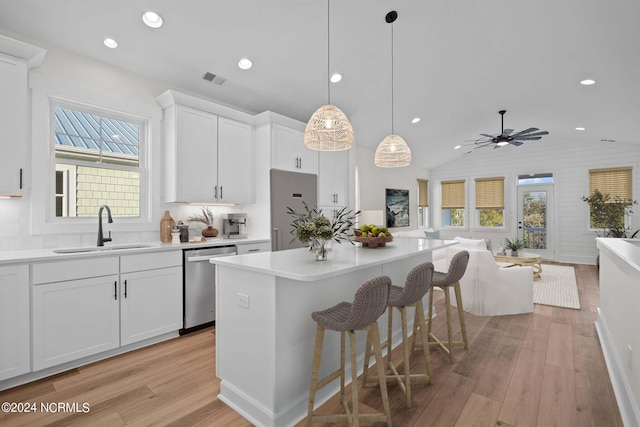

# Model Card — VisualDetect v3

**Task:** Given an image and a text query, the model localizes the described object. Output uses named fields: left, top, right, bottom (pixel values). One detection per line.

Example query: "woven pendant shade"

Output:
left=304, top=104, right=354, bottom=151
left=374, top=134, right=412, bottom=167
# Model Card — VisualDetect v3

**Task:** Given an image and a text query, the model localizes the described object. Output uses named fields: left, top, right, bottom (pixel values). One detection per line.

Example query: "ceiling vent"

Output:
left=202, top=72, right=226, bottom=86
left=600, top=138, right=616, bottom=143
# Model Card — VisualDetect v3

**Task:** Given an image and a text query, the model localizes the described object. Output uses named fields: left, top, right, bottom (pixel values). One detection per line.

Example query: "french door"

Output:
left=517, top=184, right=554, bottom=260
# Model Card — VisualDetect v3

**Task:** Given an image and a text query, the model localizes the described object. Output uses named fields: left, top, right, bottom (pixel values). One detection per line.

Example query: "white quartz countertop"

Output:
left=596, top=237, right=640, bottom=273
left=210, top=238, right=457, bottom=281
left=0, top=237, right=270, bottom=265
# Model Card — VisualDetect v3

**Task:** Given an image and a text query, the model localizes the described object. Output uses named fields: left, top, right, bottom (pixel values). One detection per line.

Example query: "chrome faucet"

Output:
left=97, top=205, right=113, bottom=246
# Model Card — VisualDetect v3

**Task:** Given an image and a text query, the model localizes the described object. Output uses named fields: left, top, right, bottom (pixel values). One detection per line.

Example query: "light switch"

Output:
left=237, top=293, right=250, bottom=309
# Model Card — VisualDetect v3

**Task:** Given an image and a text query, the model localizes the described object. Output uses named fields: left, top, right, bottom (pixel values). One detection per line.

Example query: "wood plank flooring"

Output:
left=0, top=263, right=623, bottom=426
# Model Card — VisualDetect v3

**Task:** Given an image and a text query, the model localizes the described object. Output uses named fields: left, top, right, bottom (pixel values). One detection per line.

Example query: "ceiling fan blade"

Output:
left=480, top=133, right=496, bottom=139
left=520, top=130, right=549, bottom=137
left=510, top=127, right=538, bottom=138
left=513, top=136, right=542, bottom=141
left=510, top=141, right=524, bottom=146
left=502, top=129, right=514, bottom=137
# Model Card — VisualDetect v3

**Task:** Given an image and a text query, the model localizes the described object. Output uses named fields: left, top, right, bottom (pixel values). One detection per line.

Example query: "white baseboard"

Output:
left=596, top=308, right=640, bottom=427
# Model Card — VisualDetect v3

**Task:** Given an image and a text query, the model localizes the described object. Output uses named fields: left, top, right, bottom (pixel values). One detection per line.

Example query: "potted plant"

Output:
left=503, top=237, right=525, bottom=256
left=188, top=207, right=218, bottom=237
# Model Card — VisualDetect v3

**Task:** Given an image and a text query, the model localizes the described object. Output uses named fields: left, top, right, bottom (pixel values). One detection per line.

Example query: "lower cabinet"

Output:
left=0, top=265, right=30, bottom=381
left=32, top=275, right=120, bottom=371
left=236, top=241, right=271, bottom=255
left=120, top=267, right=182, bottom=346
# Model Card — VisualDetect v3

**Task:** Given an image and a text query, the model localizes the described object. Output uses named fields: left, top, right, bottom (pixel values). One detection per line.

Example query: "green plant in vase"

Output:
left=503, top=237, right=525, bottom=256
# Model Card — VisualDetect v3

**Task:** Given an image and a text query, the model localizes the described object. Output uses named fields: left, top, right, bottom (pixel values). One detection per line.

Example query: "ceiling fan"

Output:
left=464, top=110, right=549, bottom=152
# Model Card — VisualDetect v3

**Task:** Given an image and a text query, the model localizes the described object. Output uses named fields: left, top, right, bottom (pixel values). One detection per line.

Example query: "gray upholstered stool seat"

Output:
left=413, top=250, right=470, bottom=364
left=363, top=262, right=434, bottom=408
left=306, top=276, right=393, bottom=427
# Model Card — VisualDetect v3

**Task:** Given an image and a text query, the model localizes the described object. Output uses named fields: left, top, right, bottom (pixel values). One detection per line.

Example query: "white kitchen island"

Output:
left=210, top=238, right=456, bottom=427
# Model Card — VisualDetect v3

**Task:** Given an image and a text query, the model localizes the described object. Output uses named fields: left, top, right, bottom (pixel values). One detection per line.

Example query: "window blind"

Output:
left=589, top=167, right=633, bottom=201
left=418, top=179, right=428, bottom=207
left=475, top=177, right=504, bottom=209
left=441, top=180, right=465, bottom=209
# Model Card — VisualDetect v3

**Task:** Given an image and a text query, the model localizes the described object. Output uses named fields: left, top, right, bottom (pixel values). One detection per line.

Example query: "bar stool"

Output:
left=362, top=262, right=434, bottom=408
left=413, top=250, right=469, bottom=364
left=306, top=276, right=393, bottom=427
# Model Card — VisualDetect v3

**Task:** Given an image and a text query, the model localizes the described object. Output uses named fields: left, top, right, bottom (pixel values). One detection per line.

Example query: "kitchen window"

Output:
left=52, top=103, right=146, bottom=218
left=587, top=166, right=633, bottom=230
left=475, top=177, right=504, bottom=228
left=417, top=179, right=429, bottom=228
left=441, top=180, right=465, bottom=227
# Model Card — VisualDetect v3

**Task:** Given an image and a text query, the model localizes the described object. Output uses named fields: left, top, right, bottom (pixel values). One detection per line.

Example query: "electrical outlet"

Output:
left=628, top=345, right=633, bottom=371
left=237, top=293, right=250, bottom=309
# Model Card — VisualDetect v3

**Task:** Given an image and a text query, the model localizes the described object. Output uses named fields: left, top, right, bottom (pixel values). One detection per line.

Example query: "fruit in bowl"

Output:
left=354, top=226, right=393, bottom=248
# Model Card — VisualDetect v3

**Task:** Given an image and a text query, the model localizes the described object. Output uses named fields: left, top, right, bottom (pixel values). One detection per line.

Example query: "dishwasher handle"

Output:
left=187, top=253, right=237, bottom=262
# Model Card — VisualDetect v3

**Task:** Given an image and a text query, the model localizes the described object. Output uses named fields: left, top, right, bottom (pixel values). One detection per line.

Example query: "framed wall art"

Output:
left=385, top=188, right=409, bottom=228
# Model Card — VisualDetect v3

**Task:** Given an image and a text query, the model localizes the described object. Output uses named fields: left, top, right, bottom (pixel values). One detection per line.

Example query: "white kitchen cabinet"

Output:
left=32, top=274, right=120, bottom=370
left=272, top=123, right=318, bottom=174
left=120, top=250, right=182, bottom=346
left=218, top=117, right=254, bottom=204
left=120, top=266, right=182, bottom=346
left=236, top=241, right=271, bottom=255
left=0, top=54, right=27, bottom=197
left=0, top=265, right=29, bottom=381
left=158, top=90, right=255, bottom=204
left=318, top=150, right=349, bottom=207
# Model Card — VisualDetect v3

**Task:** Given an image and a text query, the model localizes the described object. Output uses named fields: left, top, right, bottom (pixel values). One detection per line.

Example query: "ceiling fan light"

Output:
left=496, top=140, right=509, bottom=146
left=375, top=135, right=412, bottom=167
left=304, top=104, right=354, bottom=151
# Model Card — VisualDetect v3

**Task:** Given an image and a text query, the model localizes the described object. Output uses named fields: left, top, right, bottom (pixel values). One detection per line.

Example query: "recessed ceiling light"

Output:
left=330, top=73, right=342, bottom=83
left=238, top=58, right=253, bottom=70
left=575, top=127, right=585, bottom=131
left=411, top=117, right=421, bottom=124
left=454, top=145, right=461, bottom=150
left=580, top=79, right=596, bottom=85
left=103, top=38, right=118, bottom=48
left=142, top=11, right=163, bottom=28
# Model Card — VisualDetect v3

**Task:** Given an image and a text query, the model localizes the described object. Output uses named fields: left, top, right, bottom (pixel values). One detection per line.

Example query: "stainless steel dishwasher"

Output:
left=182, top=245, right=237, bottom=334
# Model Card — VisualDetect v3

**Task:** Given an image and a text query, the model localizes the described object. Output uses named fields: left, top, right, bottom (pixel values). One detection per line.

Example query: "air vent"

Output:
left=600, top=139, right=616, bottom=143
left=202, top=72, right=226, bottom=86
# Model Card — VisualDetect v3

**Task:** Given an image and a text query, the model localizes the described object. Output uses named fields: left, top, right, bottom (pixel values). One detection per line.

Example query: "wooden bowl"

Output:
left=354, top=235, right=393, bottom=248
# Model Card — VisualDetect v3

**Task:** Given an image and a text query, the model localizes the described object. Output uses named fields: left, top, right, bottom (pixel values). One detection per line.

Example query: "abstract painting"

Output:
left=385, top=188, right=409, bottom=228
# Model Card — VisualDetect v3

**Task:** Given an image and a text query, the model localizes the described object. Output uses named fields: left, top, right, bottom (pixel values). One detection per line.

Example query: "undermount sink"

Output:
left=53, top=244, right=157, bottom=254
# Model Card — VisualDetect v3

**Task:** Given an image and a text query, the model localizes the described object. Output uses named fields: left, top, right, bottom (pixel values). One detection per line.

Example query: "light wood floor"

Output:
left=0, top=263, right=623, bottom=427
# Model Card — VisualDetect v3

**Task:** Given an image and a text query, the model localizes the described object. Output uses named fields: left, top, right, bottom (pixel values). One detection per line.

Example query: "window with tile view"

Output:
left=441, top=180, right=465, bottom=227
left=475, top=177, right=504, bottom=228
left=53, top=104, right=145, bottom=218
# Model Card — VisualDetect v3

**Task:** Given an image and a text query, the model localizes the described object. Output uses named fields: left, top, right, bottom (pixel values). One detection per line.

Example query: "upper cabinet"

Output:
left=0, top=36, right=46, bottom=197
left=271, top=123, right=318, bottom=175
left=318, top=151, right=349, bottom=208
left=157, top=90, right=255, bottom=204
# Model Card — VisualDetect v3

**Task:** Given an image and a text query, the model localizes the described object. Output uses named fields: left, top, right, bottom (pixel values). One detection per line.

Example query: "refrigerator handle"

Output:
left=273, top=227, right=279, bottom=251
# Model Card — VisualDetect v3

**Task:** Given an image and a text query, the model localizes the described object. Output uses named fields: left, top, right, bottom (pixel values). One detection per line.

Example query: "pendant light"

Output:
left=375, top=11, right=412, bottom=168
left=304, top=0, right=354, bottom=151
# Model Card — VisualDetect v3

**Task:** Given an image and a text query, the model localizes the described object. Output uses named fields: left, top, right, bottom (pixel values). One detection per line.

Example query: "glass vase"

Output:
left=311, top=238, right=333, bottom=261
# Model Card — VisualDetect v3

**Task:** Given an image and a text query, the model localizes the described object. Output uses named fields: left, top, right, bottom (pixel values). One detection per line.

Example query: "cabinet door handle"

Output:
left=295, top=157, right=299, bottom=169
left=124, top=279, right=128, bottom=298
left=19, top=168, right=23, bottom=190
left=219, top=186, right=223, bottom=199
left=214, top=185, right=218, bottom=199
left=299, top=157, right=302, bottom=169
left=248, top=248, right=260, bottom=253
left=114, top=281, right=117, bottom=300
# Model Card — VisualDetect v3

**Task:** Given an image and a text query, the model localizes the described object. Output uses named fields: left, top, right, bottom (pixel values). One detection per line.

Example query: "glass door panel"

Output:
left=517, top=185, right=554, bottom=259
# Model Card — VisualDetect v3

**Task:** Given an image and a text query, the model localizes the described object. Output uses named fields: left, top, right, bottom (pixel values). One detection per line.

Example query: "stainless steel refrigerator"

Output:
left=270, top=169, right=318, bottom=251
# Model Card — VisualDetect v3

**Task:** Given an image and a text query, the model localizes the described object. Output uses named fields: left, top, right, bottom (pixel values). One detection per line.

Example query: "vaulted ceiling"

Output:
left=1, top=0, right=639, bottom=168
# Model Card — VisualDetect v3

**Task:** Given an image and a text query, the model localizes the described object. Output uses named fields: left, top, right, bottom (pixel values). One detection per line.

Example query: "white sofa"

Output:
left=442, top=238, right=534, bottom=316
left=393, top=229, right=447, bottom=268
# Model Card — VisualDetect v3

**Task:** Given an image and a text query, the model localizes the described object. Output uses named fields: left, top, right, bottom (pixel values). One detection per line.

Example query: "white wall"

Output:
left=428, top=140, right=640, bottom=263
left=354, top=145, right=429, bottom=230
left=0, top=32, right=242, bottom=251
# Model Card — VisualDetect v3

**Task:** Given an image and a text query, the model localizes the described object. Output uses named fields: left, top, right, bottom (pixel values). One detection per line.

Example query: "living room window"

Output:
left=587, top=166, right=633, bottom=230
left=52, top=103, right=146, bottom=219
left=476, top=177, right=504, bottom=228
left=441, top=180, right=465, bottom=227
left=418, top=179, right=428, bottom=228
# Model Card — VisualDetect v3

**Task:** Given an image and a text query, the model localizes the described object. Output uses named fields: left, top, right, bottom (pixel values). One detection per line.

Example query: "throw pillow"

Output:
left=424, top=230, right=441, bottom=239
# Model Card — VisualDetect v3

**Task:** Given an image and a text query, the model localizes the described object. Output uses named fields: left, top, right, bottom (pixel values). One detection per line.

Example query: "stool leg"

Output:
left=362, top=325, right=372, bottom=386
left=348, top=330, right=359, bottom=427
left=307, top=324, right=325, bottom=427
left=444, top=285, right=455, bottom=364
left=414, top=299, right=433, bottom=384
left=453, top=281, right=469, bottom=350
left=341, top=330, right=346, bottom=399
left=427, top=285, right=435, bottom=339
left=400, top=306, right=411, bottom=408
left=371, top=322, right=393, bottom=427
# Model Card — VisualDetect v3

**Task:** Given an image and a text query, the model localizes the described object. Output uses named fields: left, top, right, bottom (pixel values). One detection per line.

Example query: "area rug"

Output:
left=533, top=264, right=580, bottom=309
